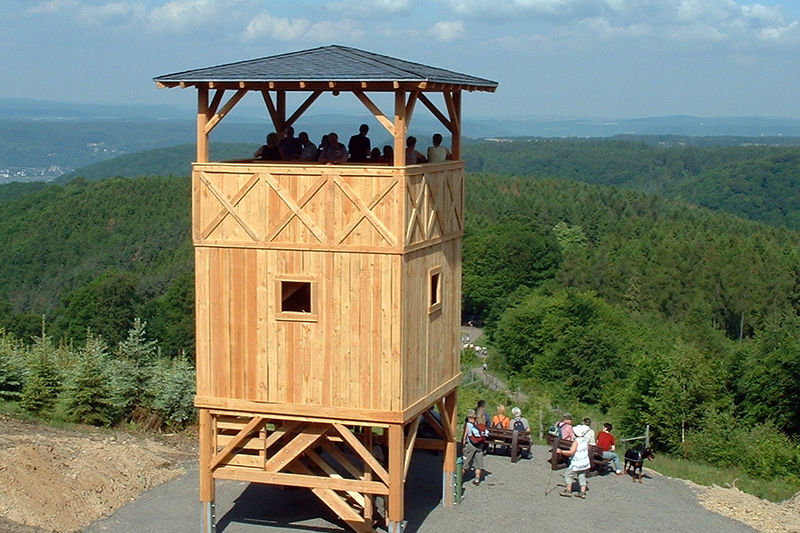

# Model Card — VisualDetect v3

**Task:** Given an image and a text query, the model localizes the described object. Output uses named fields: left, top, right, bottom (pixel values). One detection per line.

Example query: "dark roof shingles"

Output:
left=154, top=45, right=497, bottom=89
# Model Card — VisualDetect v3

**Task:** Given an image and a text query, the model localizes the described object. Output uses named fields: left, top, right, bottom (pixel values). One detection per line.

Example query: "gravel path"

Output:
left=85, top=445, right=756, bottom=533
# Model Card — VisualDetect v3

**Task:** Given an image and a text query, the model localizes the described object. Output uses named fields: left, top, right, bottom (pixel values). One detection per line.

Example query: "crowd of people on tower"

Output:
left=254, top=124, right=452, bottom=166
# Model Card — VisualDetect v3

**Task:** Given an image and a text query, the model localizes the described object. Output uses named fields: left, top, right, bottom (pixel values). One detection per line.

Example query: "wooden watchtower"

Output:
left=154, top=45, right=497, bottom=533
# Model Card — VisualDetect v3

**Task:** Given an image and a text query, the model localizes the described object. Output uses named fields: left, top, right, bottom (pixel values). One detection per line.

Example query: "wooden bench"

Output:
left=546, top=435, right=613, bottom=476
left=485, top=427, right=532, bottom=463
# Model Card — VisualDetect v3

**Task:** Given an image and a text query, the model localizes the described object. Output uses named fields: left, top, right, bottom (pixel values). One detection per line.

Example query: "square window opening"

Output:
left=282, top=281, right=312, bottom=313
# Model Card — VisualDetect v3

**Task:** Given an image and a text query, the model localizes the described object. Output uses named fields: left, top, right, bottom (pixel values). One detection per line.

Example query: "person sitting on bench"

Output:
left=597, top=422, right=623, bottom=475
left=492, top=405, right=510, bottom=428
left=509, top=407, right=530, bottom=434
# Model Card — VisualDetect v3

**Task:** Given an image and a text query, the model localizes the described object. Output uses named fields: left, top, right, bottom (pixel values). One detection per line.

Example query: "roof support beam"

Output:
left=405, top=91, right=419, bottom=128
left=209, top=89, right=225, bottom=116
left=261, top=91, right=280, bottom=133
left=286, top=91, right=323, bottom=129
left=418, top=93, right=453, bottom=134
left=204, top=89, right=247, bottom=135
left=353, top=91, right=395, bottom=137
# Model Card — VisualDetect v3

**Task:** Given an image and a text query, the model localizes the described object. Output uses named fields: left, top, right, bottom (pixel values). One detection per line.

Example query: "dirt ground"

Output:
left=0, top=414, right=196, bottom=533
left=0, top=414, right=798, bottom=533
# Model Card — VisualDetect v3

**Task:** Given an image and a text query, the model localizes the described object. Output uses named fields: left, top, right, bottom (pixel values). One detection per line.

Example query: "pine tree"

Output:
left=0, top=329, right=25, bottom=400
left=61, top=332, right=113, bottom=426
left=20, top=331, right=61, bottom=415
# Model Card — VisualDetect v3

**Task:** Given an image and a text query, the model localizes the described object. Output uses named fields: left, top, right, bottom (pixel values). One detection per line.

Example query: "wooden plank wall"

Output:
left=196, top=246, right=401, bottom=411
left=400, top=239, right=461, bottom=410
left=193, top=162, right=463, bottom=416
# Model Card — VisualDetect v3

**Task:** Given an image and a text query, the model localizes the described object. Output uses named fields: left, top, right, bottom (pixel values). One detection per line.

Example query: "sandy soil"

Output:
left=0, top=414, right=196, bottom=533
left=0, top=413, right=798, bottom=533
left=692, top=480, right=800, bottom=533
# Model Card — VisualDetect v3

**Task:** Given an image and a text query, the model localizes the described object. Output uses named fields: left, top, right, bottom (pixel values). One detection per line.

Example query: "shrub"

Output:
left=147, top=355, right=196, bottom=429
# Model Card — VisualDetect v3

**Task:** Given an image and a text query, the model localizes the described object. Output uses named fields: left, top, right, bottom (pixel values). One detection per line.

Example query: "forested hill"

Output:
left=54, top=143, right=257, bottom=184
left=3, top=166, right=800, bottom=468
left=50, top=138, right=800, bottom=233
left=463, top=139, right=800, bottom=231
left=0, top=175, right=194, bottom=354
left=1, top=167, right=799, bottom=355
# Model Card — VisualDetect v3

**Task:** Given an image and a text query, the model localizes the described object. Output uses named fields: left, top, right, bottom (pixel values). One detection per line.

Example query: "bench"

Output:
left=546, top=435, right=613, bottom=476
left=485, top=427, right=532, bottom=463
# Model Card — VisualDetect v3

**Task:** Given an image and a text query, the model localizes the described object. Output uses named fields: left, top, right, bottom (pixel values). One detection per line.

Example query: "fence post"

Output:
left=645, top=425, right=650, bottom=449
left=455, top=457, right=463, bottom=504
left=538, top=409, right=543, bottom=441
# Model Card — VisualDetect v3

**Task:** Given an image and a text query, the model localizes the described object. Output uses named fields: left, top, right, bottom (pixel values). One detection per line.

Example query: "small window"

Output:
left=428, top=266, right=442, bottom=314
left=282, top=281, right=311, bottom=313
left=276, top=277, right=318, bottom=322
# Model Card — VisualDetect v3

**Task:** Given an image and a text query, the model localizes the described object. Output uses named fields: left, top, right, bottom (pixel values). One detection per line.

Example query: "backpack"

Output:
left=555, top=421, right=566, bottom=439
left=512, top=418, right=526, bottom=432
left=494, top=415, right=509, bottom=428
left=467, top=422, right=485, bottom=445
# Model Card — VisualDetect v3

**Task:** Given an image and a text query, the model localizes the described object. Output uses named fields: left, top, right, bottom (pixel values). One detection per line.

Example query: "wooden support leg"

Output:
left=364, top=429, right=374, bottom=526
left=387, top=423, right=405, bottom=532
left=442, top=390, right=457, bottom=507
left=199, top=409, right=216, bottom=533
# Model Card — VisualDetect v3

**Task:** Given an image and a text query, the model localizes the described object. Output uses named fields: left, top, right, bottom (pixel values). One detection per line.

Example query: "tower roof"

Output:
left=154, top=45, right=497, bottom=92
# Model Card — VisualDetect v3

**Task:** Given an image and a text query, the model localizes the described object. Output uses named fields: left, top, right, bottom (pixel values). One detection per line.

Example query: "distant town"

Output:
left=0, top=166, right=63, bottom=184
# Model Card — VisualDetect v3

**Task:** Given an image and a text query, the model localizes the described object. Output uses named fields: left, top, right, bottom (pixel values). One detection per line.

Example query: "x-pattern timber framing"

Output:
left=194, top=163, right=464, bottom=252
left=202, top=407, right=455, bottom=533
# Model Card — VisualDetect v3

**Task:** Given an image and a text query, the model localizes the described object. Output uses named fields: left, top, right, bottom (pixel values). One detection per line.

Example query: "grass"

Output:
left=649, top=453, right=800, bottom=503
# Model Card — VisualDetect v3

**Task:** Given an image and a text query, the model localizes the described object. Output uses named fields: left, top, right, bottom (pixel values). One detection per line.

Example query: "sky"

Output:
left=1, top=0, right=799, bottom=120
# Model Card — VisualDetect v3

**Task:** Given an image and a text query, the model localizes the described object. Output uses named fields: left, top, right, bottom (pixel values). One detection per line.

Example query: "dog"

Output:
left=624, top=447, right=654, bottom=483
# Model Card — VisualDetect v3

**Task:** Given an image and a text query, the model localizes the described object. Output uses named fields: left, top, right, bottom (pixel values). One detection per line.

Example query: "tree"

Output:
left=55, top=270, right=142, bottom=346
left=61, top=332, right=113, bottom=426
left=492, top=288, right=627, bottom=404
left=648, top=338, right=729, bottom=454
left=735, top=313, right=800, bottom=435
left=463, top=217, right=560, bottom=319
left=0, top=329, right=25, bottom=400
left=20, top=333, right=61, bottom=415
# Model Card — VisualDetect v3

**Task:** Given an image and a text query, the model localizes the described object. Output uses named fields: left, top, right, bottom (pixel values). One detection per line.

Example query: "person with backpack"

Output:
left=556, top=413, right=575, bottom=441
left=509, top=407, right=530, bottom=434
left=492, top=404, right=510, bottom=429
left=475, top=399, right=491, bottom=429
left=462, top=409, right=488, bottom=485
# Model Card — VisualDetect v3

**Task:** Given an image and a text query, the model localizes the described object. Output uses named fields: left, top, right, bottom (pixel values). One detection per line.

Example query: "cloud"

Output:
left=242, top=11, right=311, bottom=41
left=79, top=2, right=146, bottom=26
left=29, top=0, right=77, bottom=14
left=578, top=16, right=651, bottom=38
left=665, top=22, right=729, bottom=41
left=326, top=0, right=416, bottom=16
left=429, top=20, right=466, bottom=41
left=147, top=0, right=222, bottom=31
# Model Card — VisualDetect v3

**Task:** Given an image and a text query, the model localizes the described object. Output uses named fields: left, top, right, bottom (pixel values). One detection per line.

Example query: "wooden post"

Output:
left=197, top=87, right=210, bottom=163
left=394, top=90, right=406, bottom=168
left=442, top=389, right=457, bottom=507
left=277, top=90, right=286, bottom=137
left=451, top=90, right=462, bottom=161
left=364, top=428, right=374, bottom=525
left=387, top=423, right=405, bottom=532
left=199, top=408, right=216, bottom=533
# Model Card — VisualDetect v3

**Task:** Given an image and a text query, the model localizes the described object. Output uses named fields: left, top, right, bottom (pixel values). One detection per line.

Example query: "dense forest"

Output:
left=2, top=141, right=800, bottom=483
left=464, top=139, right=800, bottom=231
